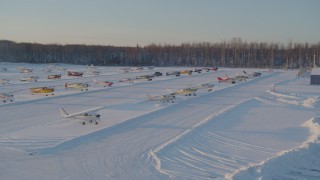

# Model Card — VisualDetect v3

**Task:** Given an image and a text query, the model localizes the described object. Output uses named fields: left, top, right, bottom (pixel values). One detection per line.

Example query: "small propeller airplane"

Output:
left=67, top=71, right=83, bottom=77
left=147, top=94, right=176, bottom=103
left=119, top=77, right=136, bottom=83
left=243, top=70, right=261, bottom=77
left=59, top=106, right=104, bottom=125
left=47, top=74, right=62, bottom=79
left=204, top=67, right=219, bottom=72
left=136, top=74, right=154, bottom=81
left=30, top=87, right=55, bottom=96
left=93, top=79, right=113, bottom=87
left=0, top=93, right=14, bottom=103
left=0, top=78, right=9, bottom=85
left=65, top=83, right=89, bottom=91
left=20, top=76, right=39, bottom=82
left=86, top=70, right=100, bottom=75
left=0, top=68, right=8, bottom=72
left=171, top=87, right=198, bottom=96
left=191, top=81, right=215, bottom=91
left=180, top=70, right=193, bottom=75
left=232, top=75, right=249, bottom=82
left=217, top=76, right=235, bottom=84
left=17, top=67, right=33, bottom=73
left=166, top=71, right=181, bottom=76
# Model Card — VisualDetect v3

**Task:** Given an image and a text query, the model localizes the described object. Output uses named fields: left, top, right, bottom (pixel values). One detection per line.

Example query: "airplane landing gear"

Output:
left=82, top=122, right=85, bottom=125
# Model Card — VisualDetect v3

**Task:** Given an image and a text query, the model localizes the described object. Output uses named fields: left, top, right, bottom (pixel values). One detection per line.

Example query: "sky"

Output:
left=0, top=0, right=319, bottom=46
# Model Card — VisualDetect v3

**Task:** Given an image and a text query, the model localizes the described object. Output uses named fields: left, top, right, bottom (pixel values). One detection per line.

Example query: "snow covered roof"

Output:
left=311, top=67, right=320, bottom=75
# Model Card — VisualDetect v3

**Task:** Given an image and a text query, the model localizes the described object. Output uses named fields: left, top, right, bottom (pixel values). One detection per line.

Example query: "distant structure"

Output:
left=310, top=68, right=320, bottom=85
left=310, top=54, right=320, bottom=85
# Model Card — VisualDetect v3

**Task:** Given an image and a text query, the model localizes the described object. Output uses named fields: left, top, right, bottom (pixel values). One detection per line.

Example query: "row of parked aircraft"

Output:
left=217, top=71, right=261, bottom=84
left=147, top=70, right=261, bottom=104
left=1, top=65, right=261, bottom=126
left=58, top=68, right=223, bottom=125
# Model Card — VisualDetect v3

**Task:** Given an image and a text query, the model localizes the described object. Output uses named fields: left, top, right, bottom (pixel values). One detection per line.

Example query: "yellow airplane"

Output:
left=30, top=87, right=55, bottom=96
left=180, top=70, right=192, bottom=75
left=171, top=87, right=198, bottom=96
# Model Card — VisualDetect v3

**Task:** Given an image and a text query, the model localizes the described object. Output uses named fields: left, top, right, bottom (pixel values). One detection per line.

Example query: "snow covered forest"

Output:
left=0, top=39, right=319, bottom=68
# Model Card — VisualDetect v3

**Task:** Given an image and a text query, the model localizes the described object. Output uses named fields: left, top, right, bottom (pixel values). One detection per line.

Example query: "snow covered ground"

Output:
left=0, top=62, right=319, bottom=179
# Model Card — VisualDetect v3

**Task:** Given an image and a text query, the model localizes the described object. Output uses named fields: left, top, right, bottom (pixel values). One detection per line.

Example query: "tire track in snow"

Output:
left=148, top=98, right=251, bottom=177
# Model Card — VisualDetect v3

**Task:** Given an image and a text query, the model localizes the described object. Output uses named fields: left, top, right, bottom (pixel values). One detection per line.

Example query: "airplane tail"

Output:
left=59, top=108, right=68, bottom=116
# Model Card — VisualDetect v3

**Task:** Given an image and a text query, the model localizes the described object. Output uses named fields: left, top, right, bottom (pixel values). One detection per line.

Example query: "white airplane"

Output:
left=0, top=93, right=14, bottom=103
left=232, top=75, right=249, bottom=82
left=192, top=81, right=215, bottom=91
left=18, top=68, right=33, bottom=73
left=243, top=70, right=261, bottom=77
left=93, top=79, right=113, bottom=87
left=20, top=76, right=38, bottom=82
left=87, top=70, right=100, bottom=75
left=59, top=106, right=104, bottom=125
left=65, top=83, right=89, bottom=91
left=147, top=94, right=176, bottom=103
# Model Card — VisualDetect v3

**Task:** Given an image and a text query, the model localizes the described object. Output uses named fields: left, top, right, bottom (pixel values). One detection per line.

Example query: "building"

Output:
left=310, top=68, right=320, bottom=85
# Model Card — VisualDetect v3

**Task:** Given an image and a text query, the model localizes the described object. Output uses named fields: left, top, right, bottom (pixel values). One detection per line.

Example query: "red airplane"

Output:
left=67, top=71, right=83, bottom=77
left=217, top=76, right=235, bottom=84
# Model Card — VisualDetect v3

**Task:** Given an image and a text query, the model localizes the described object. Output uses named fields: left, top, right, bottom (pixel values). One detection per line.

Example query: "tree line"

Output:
left=0, top=38, right=319, bottom=68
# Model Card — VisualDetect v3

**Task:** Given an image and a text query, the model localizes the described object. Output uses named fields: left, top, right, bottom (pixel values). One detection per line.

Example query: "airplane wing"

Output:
left=59, top=106, right=105, bottom=118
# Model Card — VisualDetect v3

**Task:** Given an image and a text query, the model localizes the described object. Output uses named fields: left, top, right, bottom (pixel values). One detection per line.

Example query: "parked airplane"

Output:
left=86, top=70, right=100, bottom=75
left=20, top=76, right=38, bottom=82
left=0, top=78, right=9, bottom=85
left=180, top=70, right=192, bottom=75
left=204, top=67, right=219, bottom=72
left=147, top=94, right=176, bottom=103
left=0, top=68, right=8, bottom=72
left=243, top=70, right=261, bottom=77
left=47, top=74, right=61, bottom=79
left=17, top=67, right=33, bottom=73
left=192, top=69, right=202, bottom=73
left=171, top=87, right=198, bottom=96
left=166, top=71, right=181, bottom=76
left=93, top=79, right=113, bottom=87
left=67, top=71, right=83, bottom=77
left=119, top=67, right=131, bottom=73
left=0, top=93, right=14, bottom=103
left=30, top=87, right=55, bottom=96
left=119, top=77, right=136, bottom=83
left=233, top=75, right=249, bottom=82
left=59, top=106, right=104, bottom=125
left=136, top=74, right=154, bottom=81
left=154, top=72, right=163, bottom=76
left=217, top=76, right=235, bottom=84
left=192, top=81, right=215, bottom=91
left=65, top=83, right=89, bottom=91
